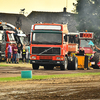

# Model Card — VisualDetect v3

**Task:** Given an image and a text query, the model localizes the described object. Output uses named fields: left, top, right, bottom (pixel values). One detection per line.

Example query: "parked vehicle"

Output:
left=0, top=21, right=26, bottom=60
left=78, top=32, right=99, bottom=69
left=30, top=23, right=78, bottom=70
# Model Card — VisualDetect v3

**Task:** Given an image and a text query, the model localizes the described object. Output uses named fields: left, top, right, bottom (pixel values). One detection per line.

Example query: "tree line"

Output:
left=73, top=0, right=100, bottom=44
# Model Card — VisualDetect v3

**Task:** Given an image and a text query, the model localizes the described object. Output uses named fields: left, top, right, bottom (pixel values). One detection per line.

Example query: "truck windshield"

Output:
left=8, top=33, right=15, bottom=41
left=80, top=40, right=91, bottom=47
left=32, top=33, right=62, bottom=44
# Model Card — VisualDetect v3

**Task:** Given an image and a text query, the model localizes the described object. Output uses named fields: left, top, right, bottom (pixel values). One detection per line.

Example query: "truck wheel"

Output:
left=44, top=65, right=54, bottom=70
left=67, top=61, right=71, bottom=70
left=72, top=57, right=78, bottom=70
left=67, top=57, right=78, bottom=70
left=32, top=64, right=39, bottom=70
left=60, top=57, right=68, bottom=70
left=91, top=53, right=100, bottom=69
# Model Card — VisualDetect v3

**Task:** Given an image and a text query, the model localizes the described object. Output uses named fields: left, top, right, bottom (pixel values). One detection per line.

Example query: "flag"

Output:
left=88, top=41, right=94, bottom=46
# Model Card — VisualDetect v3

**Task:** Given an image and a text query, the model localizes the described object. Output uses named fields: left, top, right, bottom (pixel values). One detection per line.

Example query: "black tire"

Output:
left=60, top=57, right=68, bottom=70
left=32, top=64, right=39, bottom=70
left=72, top=57, right=78, bottom=70
left=91, top=53, right=100, bottom=69
left=67, top=60, right=71, bottom=70
left=67, top=57, right=78, bottom=70
left=44, top=65, right=54, bottom=70
left=44, top=65, right=48, bottom=70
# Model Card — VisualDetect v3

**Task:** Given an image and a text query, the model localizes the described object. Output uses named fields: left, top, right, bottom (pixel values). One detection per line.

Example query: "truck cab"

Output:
left=79, top=32, right=94, bottom=54
left=30, top=23, right=69, bottom=70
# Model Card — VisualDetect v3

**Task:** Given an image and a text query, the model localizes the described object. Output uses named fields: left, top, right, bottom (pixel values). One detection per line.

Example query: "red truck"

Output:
left=30, top=23, right=78, bottom=70
left=0, top=21, right=26, bottom=60
left=0, top=21, right=17, bottom=60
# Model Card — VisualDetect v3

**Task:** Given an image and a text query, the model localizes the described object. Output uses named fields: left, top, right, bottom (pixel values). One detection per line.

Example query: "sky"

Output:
left=0, top=0, right=77, bottom=16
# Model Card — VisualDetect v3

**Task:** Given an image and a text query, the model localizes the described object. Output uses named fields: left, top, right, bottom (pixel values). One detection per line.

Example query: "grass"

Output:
left=0, top=62, right=100, bottom=82
left=0, top=72, right=100, bottom=82
left=0, top=64, right=10, bottom=67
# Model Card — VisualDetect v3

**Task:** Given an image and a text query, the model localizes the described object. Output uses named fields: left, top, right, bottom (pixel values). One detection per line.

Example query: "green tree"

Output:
left=74, top=0, right=100, bottom=44
left=74, top=0, right=100, bottom=33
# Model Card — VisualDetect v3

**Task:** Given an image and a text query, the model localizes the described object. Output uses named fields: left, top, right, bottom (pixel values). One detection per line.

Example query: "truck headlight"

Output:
left=56, top=57, right=61, bottom=60
left=56, top=57, right=64, bottom=60
left=32, top=56, right=36, bottom=59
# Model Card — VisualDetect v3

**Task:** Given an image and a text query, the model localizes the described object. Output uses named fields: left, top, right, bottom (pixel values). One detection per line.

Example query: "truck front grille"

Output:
left=40, top=56, right=52, bottom=60
left=32, top=47, right=60, bottom=55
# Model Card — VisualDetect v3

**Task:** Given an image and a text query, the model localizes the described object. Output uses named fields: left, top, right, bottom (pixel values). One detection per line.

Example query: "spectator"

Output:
left=79, top=47, right=85, bottom=55
left=26, top=43, right=30, bottom=63
left=17, top=43, right=21, bottom=64
left=22, top=45, right=26, bottom=63
left=6, top=43, right=12, bottom=63
left=12, top=43, right=18, bottom=64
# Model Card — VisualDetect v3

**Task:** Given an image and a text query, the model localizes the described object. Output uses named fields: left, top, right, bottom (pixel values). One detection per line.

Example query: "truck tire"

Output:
left=44, top=65, right=54, bottom=70
left=72, top=57, right=78, bottom=70
left=67, top=57, right=78, bottom=70
left=60, top=57, right=68, bottom=70
left=91, top=53, right=100, bottom=69
left=67, top=61, right=71, bottom=70
left=32, top=64, right=39, bottom=70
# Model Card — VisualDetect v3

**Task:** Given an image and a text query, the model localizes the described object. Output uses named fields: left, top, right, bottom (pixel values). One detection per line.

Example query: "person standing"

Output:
left=6, top=43, right=12, bottom=63
left=26, top=44, right=30, bottom=63
left=17, top=43, right=21, bottom=63
left=79, top=47, right=85, bottom=55
left=12, top=43, right=18, bottom=64
left=22, top=45, right=26, bottom=63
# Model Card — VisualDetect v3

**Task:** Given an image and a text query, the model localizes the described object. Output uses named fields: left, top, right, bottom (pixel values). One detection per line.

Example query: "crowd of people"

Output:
left=6, top=43, right=30, bottom=64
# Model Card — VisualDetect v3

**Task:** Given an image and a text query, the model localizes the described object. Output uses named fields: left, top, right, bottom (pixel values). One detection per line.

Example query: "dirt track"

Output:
left=0, top=63, right=100, bottom=100
left=0, top=63, right=100, bottom=78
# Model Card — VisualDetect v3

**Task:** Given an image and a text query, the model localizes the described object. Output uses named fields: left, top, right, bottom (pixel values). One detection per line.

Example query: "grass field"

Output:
left=0, top=72, right=100, bottom=82
left=0, top=62, right=100, bottom=82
